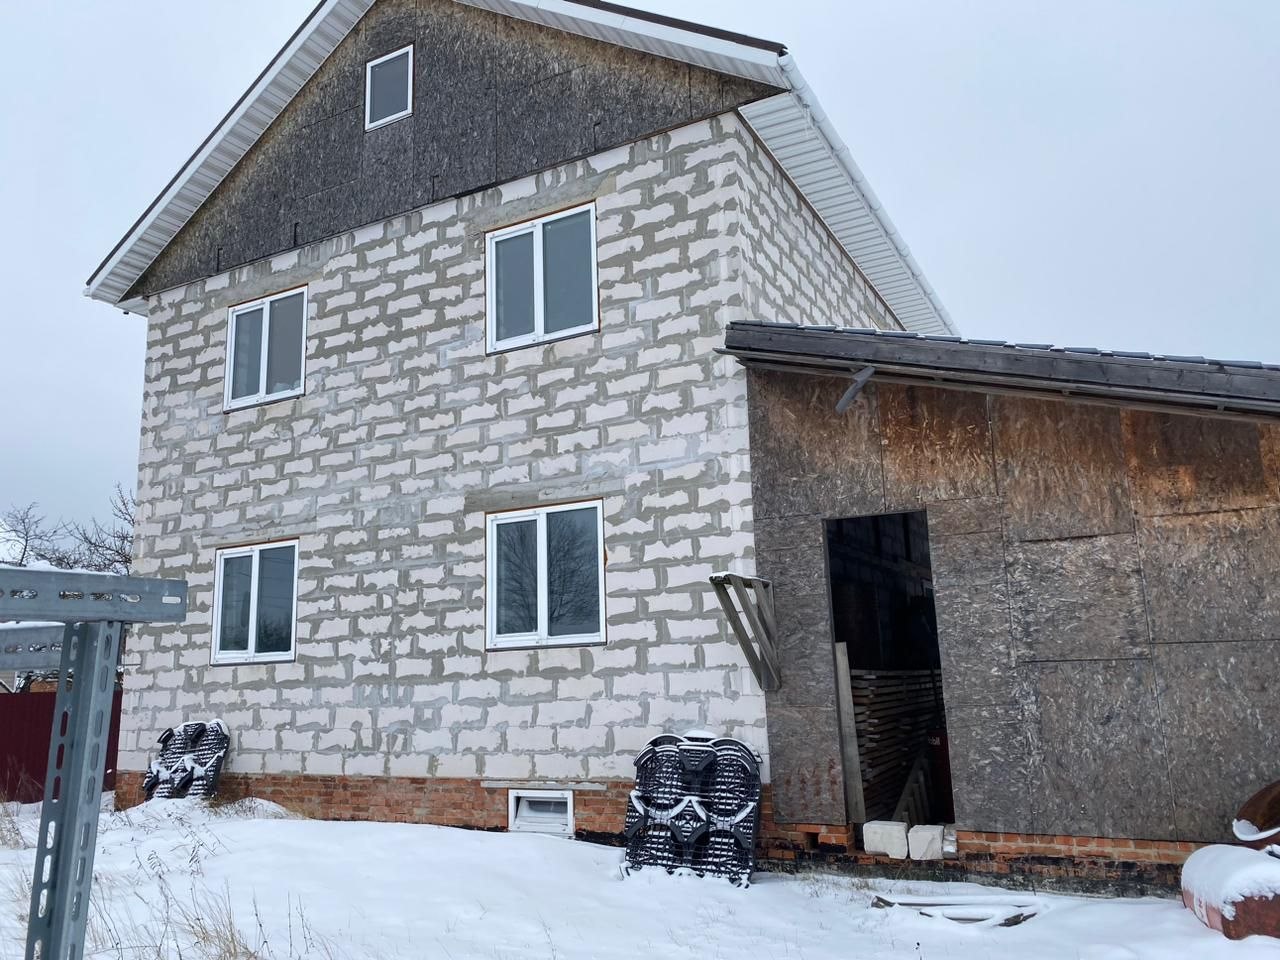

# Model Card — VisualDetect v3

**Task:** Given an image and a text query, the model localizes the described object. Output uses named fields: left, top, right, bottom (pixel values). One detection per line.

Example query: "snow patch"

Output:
left=3, top=798, right=1278, bottom=958
left=1233, top=818, right=1280, bottom=843
left=1182, top=844, right=1280, bottom=920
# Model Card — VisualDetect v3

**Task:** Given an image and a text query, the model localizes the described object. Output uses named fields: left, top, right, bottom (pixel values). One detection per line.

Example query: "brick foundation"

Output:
left=115, top=770, right=632, bottom=837
left=116, top=771, right=1195, bottom=893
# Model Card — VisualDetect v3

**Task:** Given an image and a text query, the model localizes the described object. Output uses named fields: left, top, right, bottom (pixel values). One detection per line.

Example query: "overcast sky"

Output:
left=1, top=1, right=1276, bottom=525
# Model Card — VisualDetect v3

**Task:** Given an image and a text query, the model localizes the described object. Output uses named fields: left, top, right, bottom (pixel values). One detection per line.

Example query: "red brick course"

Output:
left=116, top=771, right=1194, bottom=890
left=115, top=770, right=632, bottom=835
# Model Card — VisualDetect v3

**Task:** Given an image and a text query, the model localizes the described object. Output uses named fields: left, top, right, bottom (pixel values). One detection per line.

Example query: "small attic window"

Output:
left=365, top=45, right=413, bottom=130
left=508, top=789, right=574, bottom=836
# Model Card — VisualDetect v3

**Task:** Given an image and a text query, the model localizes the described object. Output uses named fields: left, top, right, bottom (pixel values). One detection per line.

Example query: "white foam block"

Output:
left=863, top=820, right=909, bottom=859
left=908, top=824, right=945, bottom=861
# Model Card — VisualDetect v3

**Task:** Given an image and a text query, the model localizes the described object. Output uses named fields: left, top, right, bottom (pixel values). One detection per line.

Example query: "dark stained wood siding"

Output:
left=129, top=0, right=779, bottom=299
left=747, top=371, right=1280, bottom=842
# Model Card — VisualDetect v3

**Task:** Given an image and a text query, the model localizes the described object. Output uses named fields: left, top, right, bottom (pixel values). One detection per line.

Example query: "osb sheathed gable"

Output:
left=129, top=0, right=780, bottom=299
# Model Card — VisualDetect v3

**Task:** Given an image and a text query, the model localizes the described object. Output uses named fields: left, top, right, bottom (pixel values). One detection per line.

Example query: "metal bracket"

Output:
left=0, top=568, right=187, bottom=623
left=710, top=574, right=781, bottom=691
left=835, top=365, right=876, bottom=414
left=0, top=623, right=65, bottom=670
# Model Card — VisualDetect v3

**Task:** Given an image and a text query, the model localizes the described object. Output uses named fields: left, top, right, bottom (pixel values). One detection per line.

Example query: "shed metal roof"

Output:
left=85, top=0, right=956, bottom=336
left=722, top=320, right=1280, bottom=420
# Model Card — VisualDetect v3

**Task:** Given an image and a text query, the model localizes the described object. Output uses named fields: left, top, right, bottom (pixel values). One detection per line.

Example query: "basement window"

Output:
left=485, top=203, right=599, bottom=352
left=508, top=789, right=574, bottom=836
left=224, top=287, right=307, bottom=410
left=212, top=541, right=299, bottom=665
left=365, top=45, right=413, bottom=130
left=486, top=501, right=605, bottom=650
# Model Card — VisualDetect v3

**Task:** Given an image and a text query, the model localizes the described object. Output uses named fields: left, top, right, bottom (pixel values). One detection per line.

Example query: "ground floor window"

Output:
left=508, top=789, right=574, bottom=836
left=486, top=501, right=605, bottom=649
left=212, top=540, right=299, bottom=664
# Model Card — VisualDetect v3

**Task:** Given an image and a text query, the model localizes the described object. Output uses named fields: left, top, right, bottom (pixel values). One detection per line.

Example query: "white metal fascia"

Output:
left=454, top=0, right=787, bottom=85
left=739, top=58, right=957, bottom=336
left=84, top=0, right=375, bottom=309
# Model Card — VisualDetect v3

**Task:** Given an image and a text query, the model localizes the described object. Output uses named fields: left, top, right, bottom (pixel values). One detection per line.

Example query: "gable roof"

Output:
left=86, top=0, right=957, bottom=337
left=722, top=320, right=1280, bottom=420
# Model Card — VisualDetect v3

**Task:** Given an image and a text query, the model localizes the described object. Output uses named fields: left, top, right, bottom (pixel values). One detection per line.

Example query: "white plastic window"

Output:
left=212, top=541, right=299, bottom=664
left=486, top=501, right=605, bottom=649
left=224, top=287, right=307, bottom=410
left=365, top=45, right=413, bottom=130
left=485, top=203, right=599, bottom=352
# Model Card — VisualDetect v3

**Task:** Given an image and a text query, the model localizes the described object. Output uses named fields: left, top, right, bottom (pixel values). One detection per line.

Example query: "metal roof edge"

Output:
left=721, top=321, right=1280, bottom=420
left=462, top=0, right=788, bottom=79
left=84, top=0, right=374, bottom=306
left=739, top=60, right=957, bottom=337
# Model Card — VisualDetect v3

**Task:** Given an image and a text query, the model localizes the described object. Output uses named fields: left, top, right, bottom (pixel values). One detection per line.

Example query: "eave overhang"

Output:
left=722, top=321, right=1280, bottom=422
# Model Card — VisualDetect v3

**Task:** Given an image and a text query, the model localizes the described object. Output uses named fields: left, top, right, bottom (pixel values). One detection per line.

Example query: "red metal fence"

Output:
left=0, top=691, right=123, bottom=802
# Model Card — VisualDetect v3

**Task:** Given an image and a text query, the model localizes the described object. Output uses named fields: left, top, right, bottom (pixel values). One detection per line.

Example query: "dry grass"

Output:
left=0, top=804, right=23, bottom=851
left=0, top=800, right=355, bottom=960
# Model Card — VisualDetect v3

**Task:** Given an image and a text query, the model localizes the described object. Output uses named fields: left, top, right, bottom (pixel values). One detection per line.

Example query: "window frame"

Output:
left=222, top=285, right=309, bottom=412
left=485, top=499, right=606, bottom=651
left=364, top=44, right=414, bottom=131
left=484, top=202, right=600, bottom=353
left=210, top=539, right=300, bottom=666
left=508, top=788, right=574, bottom=837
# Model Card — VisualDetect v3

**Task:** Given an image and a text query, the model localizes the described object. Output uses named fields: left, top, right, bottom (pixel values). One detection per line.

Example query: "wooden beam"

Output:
left=833, top=641, right=867, bottom=824
left=710, top=573, right=781, bottom=692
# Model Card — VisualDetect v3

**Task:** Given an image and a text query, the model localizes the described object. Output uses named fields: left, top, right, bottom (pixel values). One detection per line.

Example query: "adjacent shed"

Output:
left=722, top=320, right=1280, bottom=880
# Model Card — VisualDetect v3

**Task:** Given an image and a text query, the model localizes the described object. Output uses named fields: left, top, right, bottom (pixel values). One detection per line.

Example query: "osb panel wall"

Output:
left=746, top=369, right=1280, bottom=842
left=130, top=0, right=777, bottom=298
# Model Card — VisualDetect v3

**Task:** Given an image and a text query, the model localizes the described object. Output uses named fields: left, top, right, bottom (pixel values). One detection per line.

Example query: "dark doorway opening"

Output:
left=826, top=511, right=954, bottom=826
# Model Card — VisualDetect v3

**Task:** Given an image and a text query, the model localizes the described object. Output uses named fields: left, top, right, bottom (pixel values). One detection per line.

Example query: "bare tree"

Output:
left=67, top=484, right=136, bottom=575
left=0, top=486, right=136, bottom=574
left=0, top=503, right=61, bottom=567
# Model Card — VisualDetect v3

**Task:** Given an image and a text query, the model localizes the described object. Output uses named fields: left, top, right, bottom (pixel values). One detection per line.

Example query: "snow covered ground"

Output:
left=1, top=798, right=1276, bottom=959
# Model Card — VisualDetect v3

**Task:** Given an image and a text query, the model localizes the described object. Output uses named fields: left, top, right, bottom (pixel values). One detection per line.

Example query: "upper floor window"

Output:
left=212, top=540, right=299, bottom=665
left=365, top=45, right=413, bottom=130
left=485, top=203, right=598, bottom=352
left=225, top=287, right=307, bottom=410
left=486, top=501, right=605, bottom=650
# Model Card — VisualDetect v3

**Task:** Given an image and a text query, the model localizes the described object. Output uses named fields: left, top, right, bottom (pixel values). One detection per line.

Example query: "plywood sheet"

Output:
left=1028, top=659, right=1176, bottom=839
left=992, top=396, right=1132, bottom=541
left=928, top=531, right=1006, bottom=590
left=131, top=0, right=778, bottom=297
left=755, top=512, right=849, bottom=824
left=946, top=703, right=1034, bottom=833
left=1123, top=410, right=1268, bottom=517
left=879, top=384, right=995, bottom=507
left=1261, top=422, right=1280, bottom=496
left=1138, top=507, right=1280, bottom=643
left=1006, top=534, right=1150, bottom=662
left=764, top=700, right=848, bottom=824
left=934, top=581, right=1019, bottom=707
left=925, top=497, right=1002, bottom=538
left=746, top=371, right=885, bottom=521
left=1154, top=640, right=1280, bottom=841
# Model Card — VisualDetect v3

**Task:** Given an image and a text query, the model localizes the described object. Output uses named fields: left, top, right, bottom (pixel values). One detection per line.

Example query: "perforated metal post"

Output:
left=25, top=621, right=122, bottom=960
left=0, top=567, right=186, bottom=960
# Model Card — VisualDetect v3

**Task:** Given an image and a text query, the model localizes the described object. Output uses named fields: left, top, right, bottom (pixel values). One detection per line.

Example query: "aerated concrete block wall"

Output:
left=122, top=112, right=895, bottom=791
